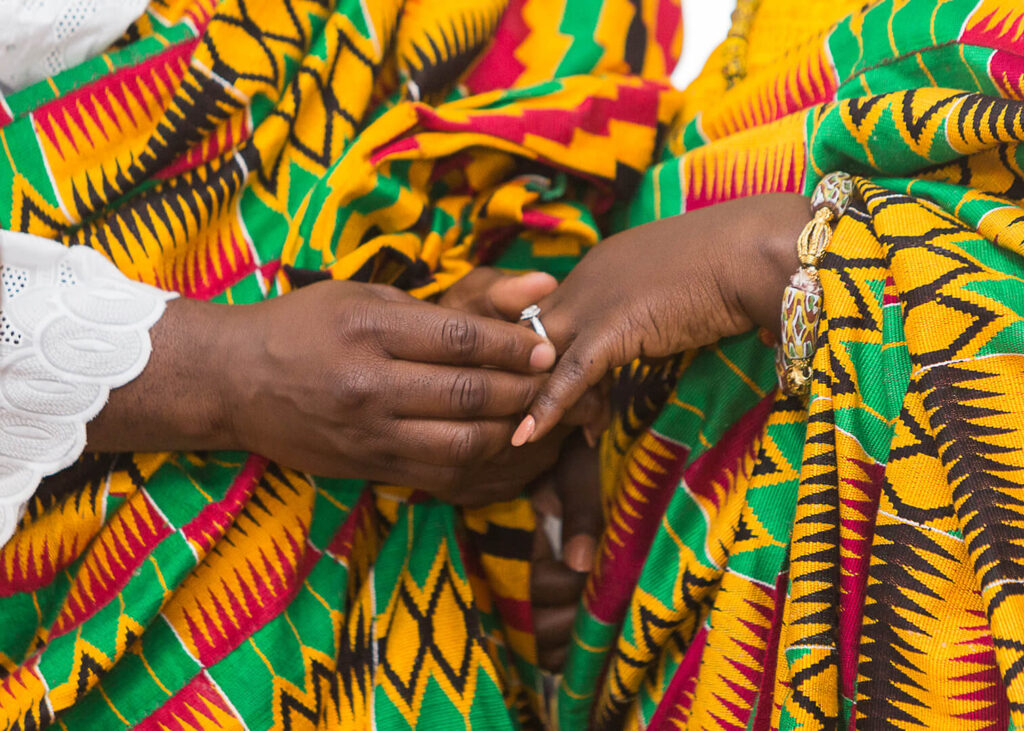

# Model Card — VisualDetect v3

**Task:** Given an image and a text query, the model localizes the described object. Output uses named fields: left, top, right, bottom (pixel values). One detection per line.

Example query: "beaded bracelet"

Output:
left=776, top=172, right=854, bottom=398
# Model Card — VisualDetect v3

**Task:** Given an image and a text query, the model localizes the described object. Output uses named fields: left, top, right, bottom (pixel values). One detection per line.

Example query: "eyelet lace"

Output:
left=0, top=0, right=150, bottom=93
left=0, top=231, right=176, bottom=545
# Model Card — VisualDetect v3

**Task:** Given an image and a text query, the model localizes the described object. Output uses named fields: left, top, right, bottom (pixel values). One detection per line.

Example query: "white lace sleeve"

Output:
left=0, top=0, right=150, bottom=93
left=0, top=231, right=176, bottom=546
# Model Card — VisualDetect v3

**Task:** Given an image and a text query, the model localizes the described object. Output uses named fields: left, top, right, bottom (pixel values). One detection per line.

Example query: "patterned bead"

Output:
left=776, top=171, right=854, bottom=397
left=810, top=171, right=854, bottom=219
left=784, top=360, right=813, bottom=397
left=774, top=348, right=812, bottom=398
left=780, top=283, right=822, bottom=361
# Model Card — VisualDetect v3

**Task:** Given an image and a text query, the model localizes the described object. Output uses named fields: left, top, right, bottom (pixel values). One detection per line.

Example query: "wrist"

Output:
left=732, top=193, right=810, bottom=337
left=87, top=297, right=241, bottom=452
left=183, top=299, right=246, bottom=451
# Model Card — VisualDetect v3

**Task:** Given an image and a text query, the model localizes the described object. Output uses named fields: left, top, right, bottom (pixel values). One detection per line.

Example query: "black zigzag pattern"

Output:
left=378, top=562, right=482, bottom=705
left=785, top=405, right=841, bottom=729
left=857, top=512, right=957, bottom=728
left=596, top=566, right=716, bottom=731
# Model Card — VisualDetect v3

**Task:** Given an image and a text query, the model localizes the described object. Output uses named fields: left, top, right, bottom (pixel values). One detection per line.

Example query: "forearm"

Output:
left=85, top=298, right=240, bottom=453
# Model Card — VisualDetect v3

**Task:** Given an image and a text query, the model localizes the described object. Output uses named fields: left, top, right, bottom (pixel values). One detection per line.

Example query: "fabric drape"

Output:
left=0, top=1, right=680, bottom=728
left=563, top=1, right=1024, bottom=728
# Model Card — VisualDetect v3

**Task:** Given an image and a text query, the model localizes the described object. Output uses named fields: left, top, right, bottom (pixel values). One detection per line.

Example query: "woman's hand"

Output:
left=430, top=268, right=608, bottom=503
left=512, top=193, right=812, bottom=444
left=88, top=279, right=557, bottom=502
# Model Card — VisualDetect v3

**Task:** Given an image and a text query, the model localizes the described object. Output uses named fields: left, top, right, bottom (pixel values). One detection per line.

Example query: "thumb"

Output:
left=555, top=432, right=603, bottom=573
left=487, top=271, right=558, bottom=321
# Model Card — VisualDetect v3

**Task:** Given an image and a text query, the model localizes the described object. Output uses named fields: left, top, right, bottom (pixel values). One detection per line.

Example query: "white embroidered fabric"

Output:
left=0, top=230, right=176, bottom=546
left=0, top=0, right=151, bottom=93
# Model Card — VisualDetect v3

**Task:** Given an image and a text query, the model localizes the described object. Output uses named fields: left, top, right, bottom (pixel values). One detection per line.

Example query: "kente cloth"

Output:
left=0, top=0, right=681, bottom=728
left=562, top=0, right=1024, bottom=729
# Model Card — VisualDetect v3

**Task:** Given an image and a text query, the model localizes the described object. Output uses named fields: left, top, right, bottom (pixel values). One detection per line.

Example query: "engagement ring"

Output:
left=520, top=304, right=548, bottom=339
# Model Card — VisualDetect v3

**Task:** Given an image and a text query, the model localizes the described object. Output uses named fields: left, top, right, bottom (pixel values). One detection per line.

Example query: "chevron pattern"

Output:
left=0, top=0, right=687, bottom=728
left=8, top=0, right=1024, bottom=728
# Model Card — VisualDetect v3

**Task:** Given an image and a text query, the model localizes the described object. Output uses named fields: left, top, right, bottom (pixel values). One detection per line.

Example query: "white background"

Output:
left=671, top=1, right=737, bottom=89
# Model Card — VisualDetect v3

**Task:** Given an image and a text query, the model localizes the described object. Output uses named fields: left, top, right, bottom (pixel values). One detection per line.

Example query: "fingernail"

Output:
left=564, top=534, right=596, bottom=573
left=511, top=415, right=535, bottom=447
left=583, top=426, right=598, bottom=449
left=530, top=342, right=556, bottom=371
left=521, top=271, right=557, bottom=288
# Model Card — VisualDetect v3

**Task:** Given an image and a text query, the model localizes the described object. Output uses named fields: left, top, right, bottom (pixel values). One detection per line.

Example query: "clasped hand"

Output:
left=219, top=272, right=609, bottom=504
left=91, top=193, right=810, bottom=507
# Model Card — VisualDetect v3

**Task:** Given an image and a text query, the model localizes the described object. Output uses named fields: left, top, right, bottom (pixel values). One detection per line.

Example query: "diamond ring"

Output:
left=520, top=304, right=548, bottom=339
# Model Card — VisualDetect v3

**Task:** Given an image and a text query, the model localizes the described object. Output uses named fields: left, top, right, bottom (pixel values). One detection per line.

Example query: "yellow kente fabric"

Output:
left=561, top=0, right=1024, bottom=729
left=0, top=0, right=681, bottom=729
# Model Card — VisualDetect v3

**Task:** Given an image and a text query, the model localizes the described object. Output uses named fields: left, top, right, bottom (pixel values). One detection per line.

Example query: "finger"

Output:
left=392, top=363, right=541, bottom=418
left=382, top=302, right=556, bottom=373
left=371, top=456, right=524, bottom=503
left=441, top=269, right=558, bottom=321
left=538, top=643, right=569, bottom=673
left=437, top=268, right=503, bottom=314
left=531, top=558, right=587, bottom=606
left=557, top=433, right=603, bottom=573
left=488, top=425, right=574, bottom=468
left=534, top=603, right=578, bottom=647
left=456, top=456, right=561, bottom=507
left=486, top=271, right=558, bottom=321
left=390, top=419, right=516, bottom=468
left=530, top=479, right=562, bottom=519
left=367, top=459, right=460, bottom=495
left=442, top=427, right=570, bottom=506
left=513, top=340, right=608, bottom=444
left=560, top=386, right=607, bottom=427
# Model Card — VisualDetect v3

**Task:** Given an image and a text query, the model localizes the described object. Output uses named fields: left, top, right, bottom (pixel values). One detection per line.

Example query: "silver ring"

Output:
left=520, top=304, right=548, bottom=339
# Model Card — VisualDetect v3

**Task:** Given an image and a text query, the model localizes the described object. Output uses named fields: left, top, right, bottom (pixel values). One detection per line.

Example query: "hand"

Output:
left=437, top=268, right=608, bottom=501
left=438, top=267, right=561, bottom=323
left=531, top=431, right=602, bottom=671
left=511, top=193, right=812, bottom=443
left=89, top=279, right=557, bottom=503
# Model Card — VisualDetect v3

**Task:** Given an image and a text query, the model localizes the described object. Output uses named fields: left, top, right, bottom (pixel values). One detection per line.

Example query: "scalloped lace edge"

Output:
left=0, top=231, right=176, bottom=545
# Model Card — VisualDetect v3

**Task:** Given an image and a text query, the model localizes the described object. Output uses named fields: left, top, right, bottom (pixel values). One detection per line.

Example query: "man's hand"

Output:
left=531, top=432, right=602, bottom=671
left=88, top=279, right=557, bottom=503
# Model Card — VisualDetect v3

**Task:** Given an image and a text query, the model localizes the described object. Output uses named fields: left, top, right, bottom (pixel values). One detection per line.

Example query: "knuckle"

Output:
left=333, top=368, right=376, bottom=412
left=536, top=380, right=569, bottom=409
left=534, top=389, right=563, bottom=414
left=450, top=372, right=487, bottom=415
left=441, top=315, right=478, bottom=358
left=448, top=423, right=484, bottom=466
left=532, top=351, right=594, bottom=416
left=561, top=351, right=591, bottom=382
left=341, top=301, right=383, bottom=346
